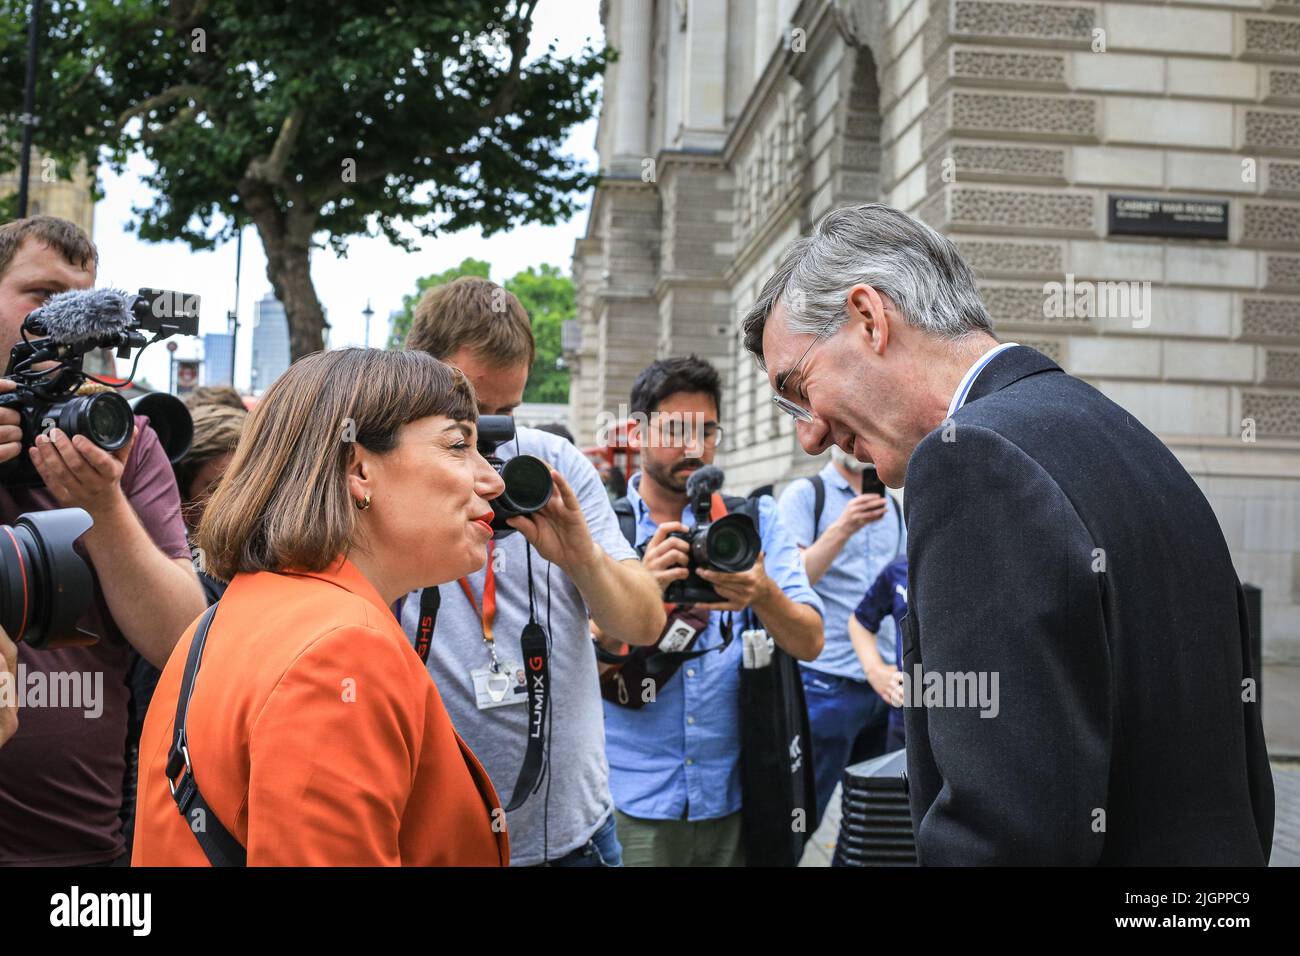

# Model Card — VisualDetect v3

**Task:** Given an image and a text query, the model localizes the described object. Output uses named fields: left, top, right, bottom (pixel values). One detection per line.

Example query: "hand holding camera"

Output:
left=635, top=465, right=761, bottom=606
left=641, top=521, right=692, bottom=593
left=695, top=551, right=775, bottom=613
left=0, top=379, right=22, bottom=466
left=504, top=466, right=602, bottom=576
left=29, top=423, right=136, bottom=519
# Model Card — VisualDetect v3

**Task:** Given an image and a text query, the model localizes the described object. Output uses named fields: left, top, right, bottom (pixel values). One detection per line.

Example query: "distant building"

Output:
left=250, top=292, right=291, bottom=395
left=574, top=0, right=1300, bottom=661
left=0, top=151, right=95, bottom=233
left=203, top=333, right=234, bottom=386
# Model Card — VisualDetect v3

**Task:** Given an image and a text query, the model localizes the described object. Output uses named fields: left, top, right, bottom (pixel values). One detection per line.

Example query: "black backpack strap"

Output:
left=887, top=491, right=906, bottom=556
left=165, top=602, right=247, bottom=867
left=809, top=475, right=825, bottom=540
left=612, top=496, right=637, bottom=549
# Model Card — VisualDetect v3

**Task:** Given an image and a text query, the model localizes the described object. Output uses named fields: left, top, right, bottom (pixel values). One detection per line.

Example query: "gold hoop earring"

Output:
left=354, top=493, right=372, bottom=511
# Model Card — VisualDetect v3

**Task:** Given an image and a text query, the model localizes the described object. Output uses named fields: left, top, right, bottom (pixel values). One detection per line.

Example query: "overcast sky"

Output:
left=91, top=1, right=604, bottom=392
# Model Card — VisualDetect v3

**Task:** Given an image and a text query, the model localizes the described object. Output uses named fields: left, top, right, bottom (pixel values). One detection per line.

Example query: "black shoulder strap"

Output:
left=722, top=494, right=749, bottom=512
left=888, top=492, right=906, bottom=556
left=165, top=602, right=247, bottom=867
left=809, top=475, right=825, bottom=539
left=613, top=496, right=637, bottom=548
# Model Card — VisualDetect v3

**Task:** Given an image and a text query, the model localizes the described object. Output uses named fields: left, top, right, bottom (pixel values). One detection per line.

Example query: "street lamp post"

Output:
left=167, top=341, right=178, bottom=394
left=362, top=299, right=374, bottom=349
left=17, top=0, right=42, bottom=218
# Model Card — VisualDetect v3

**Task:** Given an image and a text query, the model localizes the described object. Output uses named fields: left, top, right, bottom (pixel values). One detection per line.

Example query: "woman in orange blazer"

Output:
left=133, top=348, right=508, bottom=866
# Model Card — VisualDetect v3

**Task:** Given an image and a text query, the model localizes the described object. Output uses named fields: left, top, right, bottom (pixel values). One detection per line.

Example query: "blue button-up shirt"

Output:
left=777, top=461, right=906, bottom=679
left=603, top=474, right=824, bottom=821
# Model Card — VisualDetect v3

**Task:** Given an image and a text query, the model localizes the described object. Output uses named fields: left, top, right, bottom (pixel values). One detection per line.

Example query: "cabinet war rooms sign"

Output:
left=1107, top=195, right=1229, bottom=240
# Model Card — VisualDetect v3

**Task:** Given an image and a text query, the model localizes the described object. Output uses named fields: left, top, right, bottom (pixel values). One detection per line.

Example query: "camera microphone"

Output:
left=25, top=288, right=135, bottom=343
left=684, top=464, right=725, bottom=500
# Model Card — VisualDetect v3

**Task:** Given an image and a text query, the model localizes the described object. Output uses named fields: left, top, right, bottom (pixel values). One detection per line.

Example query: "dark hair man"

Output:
left=0, top=216, right=205, bottom=865
left=599, top=355, right=823, bottom=867
left=401, top=276, right=664, bottom=867
left=742, top=201, right=1273, bottom=865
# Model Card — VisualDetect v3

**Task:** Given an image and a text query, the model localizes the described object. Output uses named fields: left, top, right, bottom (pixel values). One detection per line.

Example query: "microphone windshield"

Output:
left=685, top=464, right=725, bottom=500
left=26, top=288, right=134, bottom=344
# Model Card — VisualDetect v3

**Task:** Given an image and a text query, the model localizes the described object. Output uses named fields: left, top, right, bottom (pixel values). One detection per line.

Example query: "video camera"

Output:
left=0, top=288, right=199, bottom=486
left=639, top=465, right=761, bottom=605
left=476, top=415, right=554, bottom=536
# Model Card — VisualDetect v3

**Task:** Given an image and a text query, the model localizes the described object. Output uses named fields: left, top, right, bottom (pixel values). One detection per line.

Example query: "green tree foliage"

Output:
left=0, top=0, right=604, bottom=360
left=507, top=263, right=571, bottom=404
left=389, top=258, right=572, bottom=404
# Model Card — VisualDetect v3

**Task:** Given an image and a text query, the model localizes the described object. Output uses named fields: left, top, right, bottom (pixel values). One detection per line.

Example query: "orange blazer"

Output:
left=132, top=557, right=508, bottom=866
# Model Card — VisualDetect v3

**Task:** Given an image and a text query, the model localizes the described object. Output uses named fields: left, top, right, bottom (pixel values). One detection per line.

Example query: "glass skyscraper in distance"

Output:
left=203, top=332, right=234, bottom=386
left=250, top=291, right=291, bottom=396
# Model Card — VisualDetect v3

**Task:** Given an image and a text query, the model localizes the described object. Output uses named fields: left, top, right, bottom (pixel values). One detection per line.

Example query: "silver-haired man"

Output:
left=740, top=203, right=1272, bottom=865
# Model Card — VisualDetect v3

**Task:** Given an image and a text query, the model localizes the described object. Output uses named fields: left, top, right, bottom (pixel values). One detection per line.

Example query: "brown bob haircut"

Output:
left=0, top=216, right=99, bottom=280
left=406, top=275, right=535, bottom=369
left=196, top=348, right=477, bottom=581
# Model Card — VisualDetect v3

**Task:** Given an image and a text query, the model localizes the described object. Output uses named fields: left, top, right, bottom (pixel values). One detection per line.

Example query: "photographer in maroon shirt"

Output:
left=0, top=217, right=205, bottom=866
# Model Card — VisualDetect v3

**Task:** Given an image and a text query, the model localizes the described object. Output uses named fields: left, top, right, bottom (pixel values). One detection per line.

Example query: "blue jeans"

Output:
left=800, top=667, right=891, bottom=829
left=546, top=812, right=623, bottom=867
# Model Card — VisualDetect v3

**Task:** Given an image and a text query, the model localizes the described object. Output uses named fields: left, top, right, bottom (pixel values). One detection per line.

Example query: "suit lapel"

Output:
left=963, top=345, right=1061, bottom=407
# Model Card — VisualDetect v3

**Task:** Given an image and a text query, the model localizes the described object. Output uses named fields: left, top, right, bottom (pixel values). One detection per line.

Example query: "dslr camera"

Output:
left=0, top=288, right=199, bottom=487
left=476, top=415, right=554, bottom=536
left=640, top=465, right=761, bottom=605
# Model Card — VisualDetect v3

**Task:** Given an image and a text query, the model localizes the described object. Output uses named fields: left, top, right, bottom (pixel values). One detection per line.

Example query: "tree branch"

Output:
left=115, top=84, right=212, bottom=131
left=245, top=105, right=307, bottom=188
left=479, top=0, right=536, bottom=122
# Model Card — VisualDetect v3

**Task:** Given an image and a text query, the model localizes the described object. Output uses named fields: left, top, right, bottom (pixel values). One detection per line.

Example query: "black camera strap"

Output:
left=413, top=544, right=549, bottom=813
left=504, top=542, right=549, bottom=811
left=165, top=601, right=247, bottom=867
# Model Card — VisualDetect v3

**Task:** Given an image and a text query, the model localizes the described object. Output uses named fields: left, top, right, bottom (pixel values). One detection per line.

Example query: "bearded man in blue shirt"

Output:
left=596, top=355, right=824, bottom=867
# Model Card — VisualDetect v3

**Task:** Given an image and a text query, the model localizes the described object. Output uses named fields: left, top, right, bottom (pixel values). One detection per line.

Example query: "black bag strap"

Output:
left=165, top=602, right=247, bottom=867
left=808, top=475, right=825, bottom=539
left=890, top=492, right=905, bottom=556
left=613, top=496, right=636, bottom=548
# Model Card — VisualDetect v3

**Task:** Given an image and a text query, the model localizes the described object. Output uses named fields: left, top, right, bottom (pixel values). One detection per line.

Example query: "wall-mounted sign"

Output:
left=1108, top=195, right=1229, bottom=240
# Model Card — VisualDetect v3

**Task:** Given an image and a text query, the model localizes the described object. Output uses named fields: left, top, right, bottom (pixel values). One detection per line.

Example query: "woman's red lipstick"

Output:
left=472, top=511, right=496, bottom=535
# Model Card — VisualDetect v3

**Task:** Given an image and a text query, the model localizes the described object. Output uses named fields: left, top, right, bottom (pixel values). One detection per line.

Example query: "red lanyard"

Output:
left=458, top=540, right=497, bottom=645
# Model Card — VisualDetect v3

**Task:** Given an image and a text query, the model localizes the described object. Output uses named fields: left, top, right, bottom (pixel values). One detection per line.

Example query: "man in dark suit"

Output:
left=740, top=202, right=1274, bottom=865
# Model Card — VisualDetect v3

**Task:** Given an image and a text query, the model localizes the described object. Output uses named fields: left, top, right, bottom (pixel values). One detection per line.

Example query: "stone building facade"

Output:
left=568, top=0, right=1300, bottom=660
left=0, top=151, right=95, bottom=234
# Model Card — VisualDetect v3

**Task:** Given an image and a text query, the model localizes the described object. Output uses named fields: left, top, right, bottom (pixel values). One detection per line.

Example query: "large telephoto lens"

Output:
left=699, top=513, right=761, bottom=573
left=51, top=392, right=134, bottom=452
left=497, top=455, right=554, bottom=517
left=0, top=508, right=97, bottom=649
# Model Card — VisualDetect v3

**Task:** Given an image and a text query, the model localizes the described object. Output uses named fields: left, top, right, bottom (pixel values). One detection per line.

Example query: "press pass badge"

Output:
left=657, top=617, right=699, bottom=654
left=472, top=660, right=526, bottom=710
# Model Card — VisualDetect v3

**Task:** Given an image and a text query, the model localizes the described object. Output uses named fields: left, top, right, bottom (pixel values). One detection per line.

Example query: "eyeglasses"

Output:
left=771, top=335, right=822, bottom=424
left=655, top=419, right=724, bottom=449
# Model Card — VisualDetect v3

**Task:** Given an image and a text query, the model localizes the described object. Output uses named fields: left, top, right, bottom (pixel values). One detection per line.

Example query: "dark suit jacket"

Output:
left=901, top=345, right=1274, bottom=865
